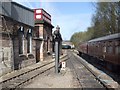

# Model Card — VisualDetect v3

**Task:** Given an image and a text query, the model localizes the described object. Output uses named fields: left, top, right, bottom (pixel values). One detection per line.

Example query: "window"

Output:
left=115, top=46, right=120, bottom=54
left=107, top=46, right=113, bottom=54
left=27, top=29, right=32, bottom=54
left=103, top=42, right=106, bottom=53
left=103, top=46, right=106, bottom=53
left=18, top=26, right=24, bottom=54
left=34, top=26, right=39, bottom=38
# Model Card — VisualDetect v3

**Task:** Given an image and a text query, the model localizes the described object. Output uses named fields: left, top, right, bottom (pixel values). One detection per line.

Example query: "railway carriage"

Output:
left=78, top=33, right=120, bottom=73
left=78, top=42, right=88, bottom=55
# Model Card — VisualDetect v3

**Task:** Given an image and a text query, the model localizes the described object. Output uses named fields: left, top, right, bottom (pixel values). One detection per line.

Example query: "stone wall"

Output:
left=34, top=24, right=53, bottom=61
left=0, top=34, right=13, bottom=76
left=0, top=15, right=36, bottom=76
left=13, top=36, right=36, bottom=70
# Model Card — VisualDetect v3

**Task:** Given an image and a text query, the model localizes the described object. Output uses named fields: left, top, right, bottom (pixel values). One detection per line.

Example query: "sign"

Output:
left=61, top=61, right=66, bottom=70
left=34, top=8, right=51, bottom=24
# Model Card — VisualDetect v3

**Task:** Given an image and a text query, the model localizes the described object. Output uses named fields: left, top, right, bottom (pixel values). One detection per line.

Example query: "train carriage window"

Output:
left=103, top=46, right=106, bottom=53
left=115, top=40, right=120, bottom=54
left=107, top=46, right=113, bottom=54
left=115, top=46, right=120, bottom=54
left=106, top=41, right=113, bottom=54
left=103, top=42, right=107, bottom=53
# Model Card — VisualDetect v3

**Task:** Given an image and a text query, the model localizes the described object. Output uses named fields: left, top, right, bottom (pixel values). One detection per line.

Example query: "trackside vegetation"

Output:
left=70, top=2, right=120, bottom=48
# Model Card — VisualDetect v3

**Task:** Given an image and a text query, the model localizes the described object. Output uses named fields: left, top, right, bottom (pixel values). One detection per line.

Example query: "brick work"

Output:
left=35, top=23, right=53, bottom=61
left=0, top=6, right=54, bottom=76
left=12, top=36, right=36, bottom=70
left=0, top=15, right=36, bottom=76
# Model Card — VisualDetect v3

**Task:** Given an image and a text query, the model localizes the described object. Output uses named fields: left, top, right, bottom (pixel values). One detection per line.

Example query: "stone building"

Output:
left=0, top=1, right=36, bottom=76
left=34, top=9, right=54, bottom=61
left=0, top=1, right=54, bottom=76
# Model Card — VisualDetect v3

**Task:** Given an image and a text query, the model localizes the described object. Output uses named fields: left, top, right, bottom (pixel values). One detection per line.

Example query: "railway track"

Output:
left=0, top=55, right=68, bottom=89
left=0, top=51, right=118, bottom=89
left=73, top=51, right=119, bottom=89
left=1, top=62, right=54, bottom=89
left=68, top=50, right=112, bottom=89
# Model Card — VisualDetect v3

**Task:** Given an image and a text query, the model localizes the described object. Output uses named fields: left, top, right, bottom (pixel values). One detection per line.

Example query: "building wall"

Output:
left=0, top=34, right=13, bottom=76
left=34, top=23, right=53, bottom=61
left=43, top=25, right=53, bottom=57
left=0, top=14, right=36, bottom=76
left=0, top=1, right=36, bottom=75
left=13, top=35, right=36, bottom=70
left=0, top=1, right=54, bottom=76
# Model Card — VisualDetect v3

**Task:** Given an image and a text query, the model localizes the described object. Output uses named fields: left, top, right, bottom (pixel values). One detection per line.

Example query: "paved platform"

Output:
left=23, top=52, right=81, bottom=88
left=24, top=50, right=119, bottom=89
left=24, top=67, right=80, bottom=88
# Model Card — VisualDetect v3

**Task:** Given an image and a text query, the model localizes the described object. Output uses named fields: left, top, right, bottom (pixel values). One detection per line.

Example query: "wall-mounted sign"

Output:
left=34, top=8, right=51, bottom=24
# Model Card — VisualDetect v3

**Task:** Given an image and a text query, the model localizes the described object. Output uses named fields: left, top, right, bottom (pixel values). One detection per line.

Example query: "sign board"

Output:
left=61, top=61, right=66, bottom=70
left=34, top=8, right=51, bottom=24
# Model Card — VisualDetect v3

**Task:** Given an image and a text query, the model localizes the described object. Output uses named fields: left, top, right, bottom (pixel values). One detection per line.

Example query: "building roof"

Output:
left=0, top=1, right=34, bottom=27
left=12, top=2, right=34, bottom=12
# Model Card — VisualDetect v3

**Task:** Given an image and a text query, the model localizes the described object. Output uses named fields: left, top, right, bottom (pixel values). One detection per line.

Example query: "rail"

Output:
left=0, top=54, right=68, bottom=89
left=72, top=51, right=118, bottom=90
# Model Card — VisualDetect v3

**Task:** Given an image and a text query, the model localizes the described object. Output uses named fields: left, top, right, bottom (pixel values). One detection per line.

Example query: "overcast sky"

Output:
left=13, top=0, right=97, bottom=40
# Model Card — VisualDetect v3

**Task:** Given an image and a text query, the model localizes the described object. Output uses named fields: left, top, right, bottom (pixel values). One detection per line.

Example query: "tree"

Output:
left=92, top=2, right=119, bottom=36
left=70, top=2, right=119, bottom=49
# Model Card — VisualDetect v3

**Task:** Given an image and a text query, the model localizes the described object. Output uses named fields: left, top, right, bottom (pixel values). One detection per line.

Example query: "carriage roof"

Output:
left=88, top=33, right=120, bottom=42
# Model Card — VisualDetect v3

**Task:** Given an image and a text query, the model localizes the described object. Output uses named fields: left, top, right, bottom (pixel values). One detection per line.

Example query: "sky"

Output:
left=12, top=0, right=97, bottom=40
